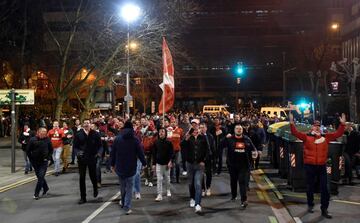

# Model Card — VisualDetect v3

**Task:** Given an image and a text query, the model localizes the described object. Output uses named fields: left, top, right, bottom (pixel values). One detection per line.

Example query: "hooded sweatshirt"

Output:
left=111, top=128, right=146, bottom=178
left=152, top=131, right=174, bottom=165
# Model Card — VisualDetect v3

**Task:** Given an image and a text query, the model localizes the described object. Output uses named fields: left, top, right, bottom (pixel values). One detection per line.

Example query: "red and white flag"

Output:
left=158, top=37, right=174, bottom=114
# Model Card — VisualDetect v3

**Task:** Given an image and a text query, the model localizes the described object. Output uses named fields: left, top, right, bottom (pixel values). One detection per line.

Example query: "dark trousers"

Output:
left=96, top=156, right=102, bottom=184
left=344, top=152, right=356, bottom=182
left=304, top=164, right=329, bottom=211
left=254, top=152, right=261, bottom=169
left=202, top=159, right=212, bottom=189
left=144, top=152, right=153, bottom=182
left=33, top=161, right=49, bottom=196
left=217, top=146, right=224, bottom=174
left=171, top=151, right=181, bottom=182
left=181, top=149, right=187, bottom=172
left=78, top=160, right=97, bottom=200
left=229, top=166, right=249, bottom=202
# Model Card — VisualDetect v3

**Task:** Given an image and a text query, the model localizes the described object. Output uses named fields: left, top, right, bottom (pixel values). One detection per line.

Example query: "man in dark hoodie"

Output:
left=111, top=121, right=146, bottom=215
left=26, top=127, right=53, bottom=200
left=152, top=127, right=174, bottom=201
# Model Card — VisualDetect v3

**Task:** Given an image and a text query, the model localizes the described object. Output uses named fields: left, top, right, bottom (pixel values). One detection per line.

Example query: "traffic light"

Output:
left=297, top=99, right=310, bottom=112
left=234, top=62, right=245, bottom=77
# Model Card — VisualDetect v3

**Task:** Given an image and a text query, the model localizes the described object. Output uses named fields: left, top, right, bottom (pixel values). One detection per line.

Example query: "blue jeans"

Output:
left=133, top=160, right=142, bottom=193
left=23, top=151, right=32, bottom=172
left=119, top=175, right=135, bottom=211
left=186, top=162, right=204, bottom=206
left=33, top=161, right=49, bottom=196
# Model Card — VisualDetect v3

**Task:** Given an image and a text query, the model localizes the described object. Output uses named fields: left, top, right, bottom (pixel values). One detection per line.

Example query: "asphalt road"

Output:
left=0, top=167, right=277, bottom=223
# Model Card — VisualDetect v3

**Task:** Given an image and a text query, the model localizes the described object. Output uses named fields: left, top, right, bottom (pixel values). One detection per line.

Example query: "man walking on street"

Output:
left=153, top=127, right=174, bottom=201
left=199, top=122, right=215, bottom=196
left=224, top=124, right=257, bottom=209
left=26, top=127, right=53, bottom=200
left=19, top=123, right=35, bottom=174
left=61, top=121, right=73, bottom=173
left=47, top=120, right=65, bottom=176
left=181, top=119, right=208, bottom=213
left=111, top=121, right=147, bottom=215
left=289, top=113, right=346, bottom=219
left=73, top=119, right=102, bottom=204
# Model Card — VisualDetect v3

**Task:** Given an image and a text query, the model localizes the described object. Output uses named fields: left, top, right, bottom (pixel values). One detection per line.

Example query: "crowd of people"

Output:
left=21, top=111, right=269, bottom=214
left=12, top=109, right=360, bottom=217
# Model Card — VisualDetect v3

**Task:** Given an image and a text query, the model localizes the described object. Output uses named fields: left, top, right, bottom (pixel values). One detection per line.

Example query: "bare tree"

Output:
left=330, top=58, right=360, bottom=122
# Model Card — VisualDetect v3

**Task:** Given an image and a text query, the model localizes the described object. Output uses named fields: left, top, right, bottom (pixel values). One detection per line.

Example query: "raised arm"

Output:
left=289, top=112, right=307, bottom=142
left=326, top=113, right=346, bottom=142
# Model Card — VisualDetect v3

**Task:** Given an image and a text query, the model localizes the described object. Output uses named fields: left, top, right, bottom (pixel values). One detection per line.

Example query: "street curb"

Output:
left=0, top=170, right=55, bottom=193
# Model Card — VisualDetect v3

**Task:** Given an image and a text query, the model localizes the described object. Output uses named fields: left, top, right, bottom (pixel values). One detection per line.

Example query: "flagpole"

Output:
left=162, top=55, right=165, bottom=128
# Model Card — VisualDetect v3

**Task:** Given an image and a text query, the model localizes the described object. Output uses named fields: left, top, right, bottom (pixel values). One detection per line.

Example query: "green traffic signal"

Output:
left=235, top=62, right=245, bottom=76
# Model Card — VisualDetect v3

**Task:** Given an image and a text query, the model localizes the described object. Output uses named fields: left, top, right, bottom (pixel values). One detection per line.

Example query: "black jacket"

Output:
left=152, top=138, right=174, bottom=165
left=73, top=129, right=102, bottom=163
left=26, top=136, right=53, bottom=164
left=181, top=134, right=208, bottom=164
left=345, top=130, right=360, bottom=155
left=18, top=129, right=35, bottom=151
left=224, top=135, right=257, bottom=170
left=202, top=132, right=215, bottom=159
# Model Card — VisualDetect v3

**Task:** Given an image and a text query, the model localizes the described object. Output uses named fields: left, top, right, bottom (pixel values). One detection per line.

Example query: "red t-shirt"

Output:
left=47, top=128, right=65, bottom=149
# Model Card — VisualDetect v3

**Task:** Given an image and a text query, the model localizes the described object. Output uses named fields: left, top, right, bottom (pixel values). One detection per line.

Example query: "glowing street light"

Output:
left=120, top=3, right=141, bottom=23
left=331, top=23, right=339, bottom=31
left=125, top=42, right=138, bottom=50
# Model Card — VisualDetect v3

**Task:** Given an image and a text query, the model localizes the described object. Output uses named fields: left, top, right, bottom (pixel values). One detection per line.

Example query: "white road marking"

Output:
left=81, top=191, right=120, bottom=223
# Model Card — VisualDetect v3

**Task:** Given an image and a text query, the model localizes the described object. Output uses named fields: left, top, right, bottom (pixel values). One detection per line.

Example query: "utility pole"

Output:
left=11, top=89, right=16, bottom=173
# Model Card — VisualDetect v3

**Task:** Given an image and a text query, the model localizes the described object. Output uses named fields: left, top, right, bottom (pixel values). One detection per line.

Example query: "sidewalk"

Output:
left=0, top=137, right=54, bottom=190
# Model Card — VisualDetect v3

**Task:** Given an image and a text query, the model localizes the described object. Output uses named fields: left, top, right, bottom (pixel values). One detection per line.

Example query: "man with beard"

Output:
left=289, top=113, right=346, bottom=219
left=224, top=124, right=257, bottom=209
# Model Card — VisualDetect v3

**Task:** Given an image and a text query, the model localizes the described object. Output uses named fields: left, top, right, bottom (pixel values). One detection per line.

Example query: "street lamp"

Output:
left=120, top=3, right=141, bottom=115
left=331, top=23, right=340, bottom=31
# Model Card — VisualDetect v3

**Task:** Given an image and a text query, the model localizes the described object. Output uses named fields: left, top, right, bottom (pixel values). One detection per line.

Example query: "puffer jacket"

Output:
left=290, top=123, right=345, bottom=165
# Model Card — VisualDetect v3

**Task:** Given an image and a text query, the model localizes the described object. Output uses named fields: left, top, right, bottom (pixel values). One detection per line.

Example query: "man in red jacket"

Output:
left=289, top=113, right=346, bottom=219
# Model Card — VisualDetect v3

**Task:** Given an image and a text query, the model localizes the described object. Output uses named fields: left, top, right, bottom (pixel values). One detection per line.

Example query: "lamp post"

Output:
left=120, top=3, right=141, bottom=115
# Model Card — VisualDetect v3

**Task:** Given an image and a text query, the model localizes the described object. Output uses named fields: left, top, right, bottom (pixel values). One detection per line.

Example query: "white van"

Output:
left=203, top=105, right=230, bottom=116
left=260, top=107, right=290, bottom=119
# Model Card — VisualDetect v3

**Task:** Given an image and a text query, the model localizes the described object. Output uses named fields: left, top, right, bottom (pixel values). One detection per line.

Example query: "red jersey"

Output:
left=47, top=128, right=65, bottom=149
left=167, top=126, right=183, bottom=152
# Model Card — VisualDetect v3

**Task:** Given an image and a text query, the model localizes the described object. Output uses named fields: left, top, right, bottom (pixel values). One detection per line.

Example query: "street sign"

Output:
left=0, top=89, right=35, bottom=105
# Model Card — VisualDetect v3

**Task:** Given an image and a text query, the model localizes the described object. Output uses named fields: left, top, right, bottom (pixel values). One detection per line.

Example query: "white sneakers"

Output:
left=202, top=191, right=205, bottom=197
left=148, top=182, right=153, bottom=187
left=195, top=204, right=202, bottom=213
left=206, top=189, right=211, bottom=196
left=189, top=199, right=195, bottom=207
left=167, top=190, right=172, bottom=197
left=119, top=200, right=122, bottom=206
left=135, top=192, right=141, bottom=200
left=145, top=179, right=149, bottom=186
left=155, top=194, right=163, bottom=202
left=182, top=171, right=187, bottom=176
